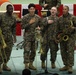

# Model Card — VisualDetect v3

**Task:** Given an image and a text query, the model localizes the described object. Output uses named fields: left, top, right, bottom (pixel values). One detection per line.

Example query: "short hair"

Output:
left=64, top=5, right=69, bottom=10
left=22, top=69, right=31, bottom=75
left=28, top=3, right=35, bottom=9
left=6, top=4, right=13, bottom=9
left=51, top=7, right=57, bottom=11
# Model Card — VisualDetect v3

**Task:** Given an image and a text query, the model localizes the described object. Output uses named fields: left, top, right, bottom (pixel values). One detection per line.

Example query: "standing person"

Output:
left=0, top=4, right=16, bottom=73
left=39, top=0, right=61, bottom=9
left=41, top=7, right=59, bottom=69
left=21, top=3, right=41, bottom=70
left=39, top=0, right=61, bottom=16
left=57, top=6, right=76, bottom=74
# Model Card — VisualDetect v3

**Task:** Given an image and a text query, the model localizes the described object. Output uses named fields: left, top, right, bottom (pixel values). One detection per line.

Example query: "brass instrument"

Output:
left=13, top=12, right=21, bottom=23
left=41, top=10, right=48, bottom=17
left=58, top=20, right=73, bottom=42
left=0, top=28, right=7, bottom=63
left=0, top=28, right=7, bottom=48
left=58, top=32, right=69, bottom=42
left=62, top=34, right=69, bottom=41
left=35, top=28, right=44, bottom=54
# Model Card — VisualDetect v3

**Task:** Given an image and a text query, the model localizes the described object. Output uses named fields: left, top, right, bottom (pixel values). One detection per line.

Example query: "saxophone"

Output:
left=57, top=20, right=73, bottom=42
left=0, top=28, right=7, bottom=48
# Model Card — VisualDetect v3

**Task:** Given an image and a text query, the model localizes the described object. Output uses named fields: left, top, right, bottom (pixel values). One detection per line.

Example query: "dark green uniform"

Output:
left=58, top=13, right=76, bottom=67
left=21, top=14, right=41, bottom=63
left=0, top=13, right=16, bottom=64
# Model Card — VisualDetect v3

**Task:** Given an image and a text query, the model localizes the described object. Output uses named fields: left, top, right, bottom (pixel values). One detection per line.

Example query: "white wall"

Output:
left=9, top=0, right=76, bottom=4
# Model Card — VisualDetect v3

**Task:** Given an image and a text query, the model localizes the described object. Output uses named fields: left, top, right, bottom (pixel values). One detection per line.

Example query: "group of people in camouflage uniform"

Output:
left=0, top=0, right=76, bottom=74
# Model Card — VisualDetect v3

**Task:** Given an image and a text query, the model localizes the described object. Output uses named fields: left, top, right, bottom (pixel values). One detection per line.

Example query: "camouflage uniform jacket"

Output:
left=0, top=13, right=16, bottom=43
left=58, top=13, right=76, bottom=40
left=39, top=0, right=61, bottom=9
left=41, top=16, right=59, bottom=41
left=21, top=14, right=41, bottom=41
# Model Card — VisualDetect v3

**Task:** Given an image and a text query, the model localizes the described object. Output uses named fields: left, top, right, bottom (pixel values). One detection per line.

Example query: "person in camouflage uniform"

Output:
left=21, top=3, right=41, bottom=70
left=39, top=0, right=61, bottom=9
left=39, top=0, right=61, bottom=16
left=0, top=4, right=16, bottom=73
left=41, top=7, right=59, bottom=69
left=57, top=6, right=76, bottom=74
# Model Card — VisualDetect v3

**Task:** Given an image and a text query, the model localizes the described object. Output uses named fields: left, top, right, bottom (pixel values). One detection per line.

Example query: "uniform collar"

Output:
left=63, top=13, right=70, bottom=17
left=29, top=13, right=35, bottom=17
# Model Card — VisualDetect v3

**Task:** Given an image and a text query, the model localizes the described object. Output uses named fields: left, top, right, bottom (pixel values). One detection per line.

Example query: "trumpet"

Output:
left=35, top=28, right=44, bottom=54
left=41, top=10, right=48, bottom=17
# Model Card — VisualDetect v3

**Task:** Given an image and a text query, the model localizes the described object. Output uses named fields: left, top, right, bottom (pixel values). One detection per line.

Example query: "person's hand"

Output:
left=36, top=26, right=41, bottom=30
left=29, top=18, right=35, bottom=24
left=69, top=26, right=75, bottom=30
left=55, top=39, right=59, bottom=43
left=44, top=4, right=48, bottom=8
left=48, top=20, right=54, bottom=24
left=68, top=26, right=75, bottom=33
left=57, top=34, right=61, bottom=39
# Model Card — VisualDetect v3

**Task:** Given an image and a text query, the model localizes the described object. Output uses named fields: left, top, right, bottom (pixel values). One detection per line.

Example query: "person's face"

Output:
left=28, top=7, right=35, bottom=15
left=63, top=6, right=69, bottom=15
left=7, top=5, right=13, bottom=15
left=50, top=7, right=57, bottom=16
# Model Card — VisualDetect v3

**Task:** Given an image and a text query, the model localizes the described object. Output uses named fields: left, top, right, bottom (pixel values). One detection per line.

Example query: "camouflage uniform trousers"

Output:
left=60, top=37, right=75, bottom=67
left=23, top=40, right=36, bottom=63
left=0, top=39, right=13, bottom=65
left=40, top=37, right=58, bottom=63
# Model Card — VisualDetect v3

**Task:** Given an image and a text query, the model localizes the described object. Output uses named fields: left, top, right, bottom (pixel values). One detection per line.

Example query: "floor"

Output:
left=0, top=36, right=76, bottom=75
